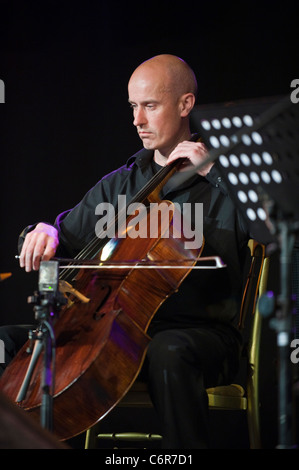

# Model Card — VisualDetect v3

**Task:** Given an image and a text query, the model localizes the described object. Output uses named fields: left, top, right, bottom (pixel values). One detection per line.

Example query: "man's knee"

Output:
left=147, top=329, right=195, bottom=373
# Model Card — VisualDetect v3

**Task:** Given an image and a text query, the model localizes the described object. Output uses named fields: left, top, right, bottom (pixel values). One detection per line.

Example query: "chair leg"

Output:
left=247, top=365, right=262, bottom=449
left=247, top=312, right=262, bottom=449
left=85, top=426, right=98, bottom=449
left=247, top=257, right=270, bottom=448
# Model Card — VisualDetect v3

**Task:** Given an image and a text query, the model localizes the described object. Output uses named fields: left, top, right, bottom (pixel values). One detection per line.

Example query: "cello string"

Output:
left=76, top=161, right=177, bottom=258
left=59, top=161, right=179, bottom=280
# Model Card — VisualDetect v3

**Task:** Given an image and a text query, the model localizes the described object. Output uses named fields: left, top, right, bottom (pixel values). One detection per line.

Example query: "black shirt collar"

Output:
left=126, top=148, right=154, bottom=169
left=126, top=133, right=201, bottom=170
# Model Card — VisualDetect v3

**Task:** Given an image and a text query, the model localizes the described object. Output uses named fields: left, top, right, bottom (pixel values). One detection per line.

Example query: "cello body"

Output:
left=0, top=177, right=203, bottom=441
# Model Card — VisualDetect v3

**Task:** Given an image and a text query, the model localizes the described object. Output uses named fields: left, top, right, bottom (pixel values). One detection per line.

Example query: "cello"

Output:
left=0, top=158, right=204, bottom=441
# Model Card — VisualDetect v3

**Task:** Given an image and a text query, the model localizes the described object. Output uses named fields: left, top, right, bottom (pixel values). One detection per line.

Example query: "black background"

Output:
left=0, top=0, right=298, bottom=448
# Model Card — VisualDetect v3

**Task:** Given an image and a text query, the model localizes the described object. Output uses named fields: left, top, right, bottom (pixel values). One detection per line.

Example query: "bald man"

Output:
left=128, top=54, right=210, bottom=169
left=1, top=55, right=249, bottom=448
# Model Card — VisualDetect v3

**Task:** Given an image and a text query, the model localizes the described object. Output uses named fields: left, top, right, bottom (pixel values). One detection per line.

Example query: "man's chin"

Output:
left=138, top=132, right=157, bottom=146
left=141, top=138, right=156, bottom=150
left=142, top=142, right=154, bottom=150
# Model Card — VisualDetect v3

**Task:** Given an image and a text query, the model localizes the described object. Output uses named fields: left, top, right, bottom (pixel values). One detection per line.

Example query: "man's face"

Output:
left=128, top=69, right=185, bottom=158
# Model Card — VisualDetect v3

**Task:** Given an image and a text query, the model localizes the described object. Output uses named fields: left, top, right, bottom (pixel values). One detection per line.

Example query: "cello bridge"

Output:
left=59, top=280, right=90, bottom=305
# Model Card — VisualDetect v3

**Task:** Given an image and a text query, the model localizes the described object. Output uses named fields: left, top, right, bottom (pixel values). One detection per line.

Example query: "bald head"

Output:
left=128, top=55, right=197, bottom=159
left=129, top=54, right=198, bottom=101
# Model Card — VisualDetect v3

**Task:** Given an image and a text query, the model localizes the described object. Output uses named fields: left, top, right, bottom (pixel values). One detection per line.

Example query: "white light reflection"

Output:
left=219, top=155, right=229, bottom=167
left=251, top=153, right=262, bottom=166
left=220, top=135, right=230, bottom=147
left=261, top=171, right=271, bottom=184
left=232, top=116, right=242, bottom=127
left=228, top=172, right=238, bottom=185
left=252, top=132, right=263, bottom=145
left=238, top=190, right=248, bottom=203
left=239, top=172, right=249, bottom=185
left=222, top=117, right=231, bottom=128
left=229, top=155, right=240, bottom=167
left=271, top=169, right=282, bottom=183
left=240, top=153, right=251, bottom=166
left=248, top=190, right=258, bottom=203
left=201, top=120, right=211, bottom=131
left=262, top=152, right=273, bottom=165
left=242, top=134, right=251, bottom=146
left=212, top=119, right=221, bottom=129
left=243, top=115, right=253, bottom=126
left=257, top=208, right=267, bottom=220
left=250, top=171, right=260, bottom=184
left=247, top=208, right=257, bottom=221
left=210, top=136, right=220, bottom=148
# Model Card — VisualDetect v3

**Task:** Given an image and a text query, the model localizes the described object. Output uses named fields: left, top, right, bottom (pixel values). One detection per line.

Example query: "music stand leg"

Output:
left=270, top=220, right=296, bottom=448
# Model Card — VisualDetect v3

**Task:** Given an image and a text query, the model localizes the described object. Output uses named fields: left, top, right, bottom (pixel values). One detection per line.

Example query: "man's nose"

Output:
left=133, top=107, right=147, bottom=127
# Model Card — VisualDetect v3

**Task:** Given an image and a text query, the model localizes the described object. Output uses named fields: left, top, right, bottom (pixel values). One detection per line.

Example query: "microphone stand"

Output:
left=34, top=298, right=56, bottom=432
left=16, top=262, right=66, bottom=432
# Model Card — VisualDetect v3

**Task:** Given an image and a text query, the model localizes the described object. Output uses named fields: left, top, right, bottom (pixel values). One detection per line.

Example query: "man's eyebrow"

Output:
left=128, top=99, right=159, bottom=105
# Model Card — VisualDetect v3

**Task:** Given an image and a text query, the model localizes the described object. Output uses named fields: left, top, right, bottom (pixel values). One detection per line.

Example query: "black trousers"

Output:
left=0, top=323, right=241, bottom=449
left=144, top=324, right=241, bottom=448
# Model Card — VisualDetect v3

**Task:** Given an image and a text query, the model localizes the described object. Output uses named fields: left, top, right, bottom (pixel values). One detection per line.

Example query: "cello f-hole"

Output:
left=92, top=285, right=112, bottom=321
left=93, top=312, right=106, bottom=321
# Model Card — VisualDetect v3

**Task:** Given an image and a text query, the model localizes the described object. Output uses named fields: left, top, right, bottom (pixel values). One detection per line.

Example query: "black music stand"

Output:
left=190, top=95, right=299, bottom=448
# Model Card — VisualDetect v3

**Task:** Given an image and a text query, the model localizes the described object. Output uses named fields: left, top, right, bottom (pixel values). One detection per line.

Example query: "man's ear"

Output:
left=180, top=93, right=195, bottom=117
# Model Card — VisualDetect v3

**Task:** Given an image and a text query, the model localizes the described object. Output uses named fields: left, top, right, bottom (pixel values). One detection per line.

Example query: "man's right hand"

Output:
left=19, top=222, right=59, bottom=272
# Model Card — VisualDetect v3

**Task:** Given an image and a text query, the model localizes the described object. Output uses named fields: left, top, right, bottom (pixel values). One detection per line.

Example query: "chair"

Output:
left=85, top=239, right=269, bottom=449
